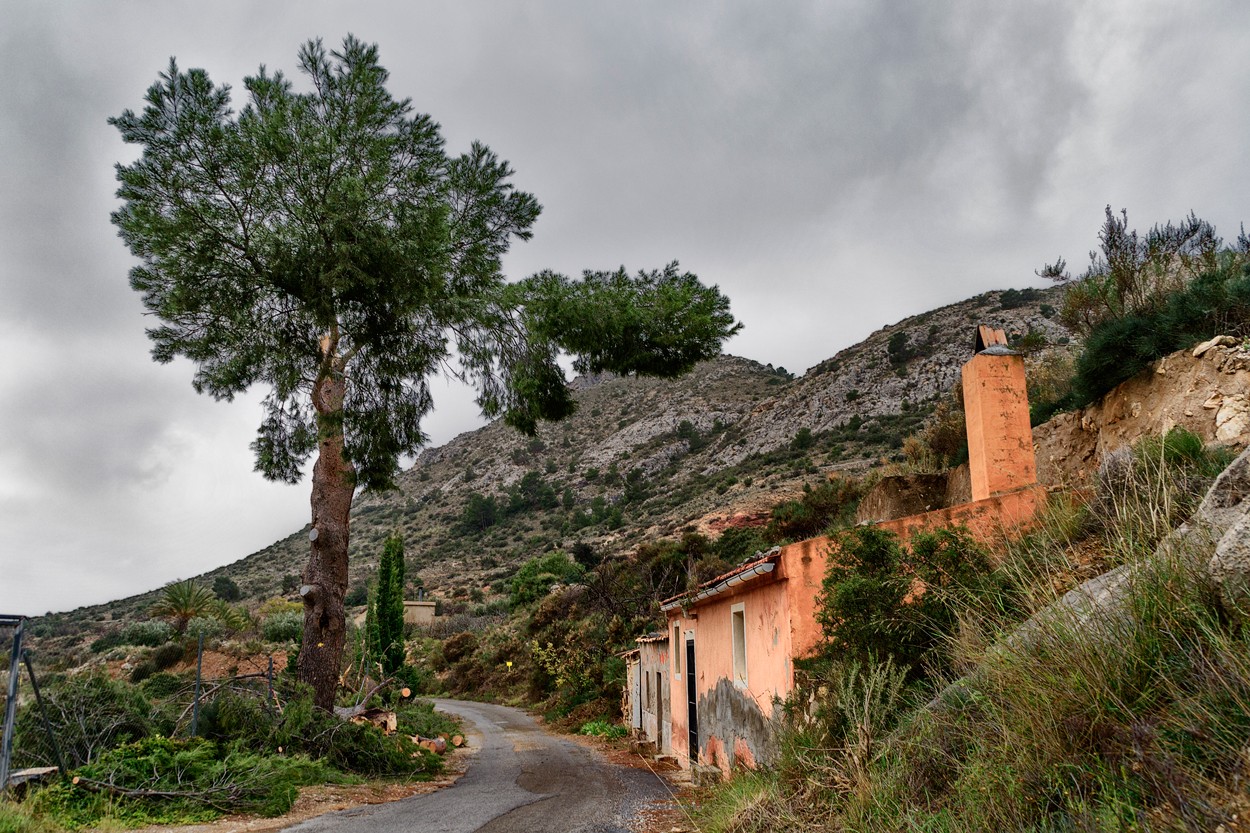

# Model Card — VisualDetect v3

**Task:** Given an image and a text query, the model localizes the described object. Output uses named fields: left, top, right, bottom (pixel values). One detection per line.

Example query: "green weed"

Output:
left=577, top=720, right=626, bottom=739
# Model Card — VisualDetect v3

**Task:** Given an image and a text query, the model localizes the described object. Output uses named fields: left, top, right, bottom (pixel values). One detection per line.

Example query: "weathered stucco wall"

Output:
left=637, top=640, right=671, bottom=753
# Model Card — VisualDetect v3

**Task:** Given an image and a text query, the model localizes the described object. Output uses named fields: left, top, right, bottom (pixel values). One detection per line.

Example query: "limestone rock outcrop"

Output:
left=1034, top=341, right=1250, bottom=488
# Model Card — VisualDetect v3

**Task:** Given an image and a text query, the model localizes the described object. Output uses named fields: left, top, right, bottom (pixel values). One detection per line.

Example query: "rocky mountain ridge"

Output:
left=32, top=285, right=1071, bottom=644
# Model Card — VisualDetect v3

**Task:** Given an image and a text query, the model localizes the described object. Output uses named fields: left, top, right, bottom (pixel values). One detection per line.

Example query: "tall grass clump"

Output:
left=1087, top=428, right=1234, bottom=565
left=855, top=543, right=1250, bottom=832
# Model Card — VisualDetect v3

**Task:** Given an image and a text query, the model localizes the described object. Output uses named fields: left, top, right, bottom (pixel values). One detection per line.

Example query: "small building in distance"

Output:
left=621, top=633, right=673, bottom=755
left=402, top=600, right=437, bottom=626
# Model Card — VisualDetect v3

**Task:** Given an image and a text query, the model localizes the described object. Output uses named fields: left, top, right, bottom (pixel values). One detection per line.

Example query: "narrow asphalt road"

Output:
left=284, top=699, right=671, bottom=833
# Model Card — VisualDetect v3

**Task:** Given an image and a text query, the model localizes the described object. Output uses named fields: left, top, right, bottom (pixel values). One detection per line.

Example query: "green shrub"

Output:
left=344, top=582, right=369, bottom=607
left=262, top=610, right=303, bottom=643
left=120, top=619, right=175, bottom=647
left=509, top=552, right=583, bottom=609
left=458, top=492, right=499, bottom=533
left=715, top=526, right=768, bottom=563
left=767, top=477, right=863, bottom=542
left=677, top=419, right=708, bottom=452
left=997, top=287, right=1039, bottom=310
left=130, top=641, right=188, bottom=684
left=442, top=631, right=479, bottom=664
left=196, top=688, right=273, bottom=743
left=89, top=631, right=125, bottom=654
left=212, top=575, right=242, bottom=602
left=185, top=615, right=223, bottom=640
left=1044, top=208, right=1250, bottom=407
left=507, top=471, right=558, bottom=513
left=151, top=641, right=186, bottom=671
left=139, top=672, right=185, bottom=700
left=887, top=331, right=914, bottom=368
left=816, top=525, right=997, bottom=680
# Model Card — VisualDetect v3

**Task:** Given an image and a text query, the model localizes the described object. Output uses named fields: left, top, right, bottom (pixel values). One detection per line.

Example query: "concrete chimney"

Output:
left=961, top=326, right=1037, bottom=501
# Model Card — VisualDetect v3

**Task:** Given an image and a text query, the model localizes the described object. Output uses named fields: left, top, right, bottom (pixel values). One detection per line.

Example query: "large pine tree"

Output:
left=110, top=35, right=740, bottom=709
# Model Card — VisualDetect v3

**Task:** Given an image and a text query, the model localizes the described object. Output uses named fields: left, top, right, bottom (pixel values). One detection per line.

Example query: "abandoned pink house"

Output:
left=641, top=325, right=1045, bottom=774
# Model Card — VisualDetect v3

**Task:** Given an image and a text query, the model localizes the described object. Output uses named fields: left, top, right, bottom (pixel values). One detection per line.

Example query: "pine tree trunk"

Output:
left=300, top=371, right=354, bottom=711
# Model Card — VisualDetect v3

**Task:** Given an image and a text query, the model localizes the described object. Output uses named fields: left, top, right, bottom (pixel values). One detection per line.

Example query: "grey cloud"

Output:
left=1, top=346, right=193, bottom=494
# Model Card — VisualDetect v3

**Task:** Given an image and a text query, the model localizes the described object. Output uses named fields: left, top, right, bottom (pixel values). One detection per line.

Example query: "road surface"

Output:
left=284, top=699, right=671, bottom=833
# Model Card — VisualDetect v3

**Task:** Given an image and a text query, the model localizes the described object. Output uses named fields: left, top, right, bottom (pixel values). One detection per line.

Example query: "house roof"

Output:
left=659, top=547, right=782, bottom=612
left=636, top=631, right=667, bottom=644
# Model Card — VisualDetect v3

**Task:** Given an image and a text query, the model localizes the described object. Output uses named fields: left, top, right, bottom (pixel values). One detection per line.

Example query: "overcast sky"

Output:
left=2, top=1, right=1247, bottom=616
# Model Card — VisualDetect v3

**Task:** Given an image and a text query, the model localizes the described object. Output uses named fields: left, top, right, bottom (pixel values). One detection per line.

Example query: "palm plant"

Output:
left=149, top=580, right=215, bottom=634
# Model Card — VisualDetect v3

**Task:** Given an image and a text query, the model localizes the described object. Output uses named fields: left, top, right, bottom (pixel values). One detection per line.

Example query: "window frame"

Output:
left=730, top=603, right=747, bottom=688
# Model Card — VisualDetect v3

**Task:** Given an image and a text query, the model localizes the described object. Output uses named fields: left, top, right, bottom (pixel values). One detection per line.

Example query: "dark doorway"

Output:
left=686, top=637, right=698, bottom=762
left=655, top=671, right=663, bottom=750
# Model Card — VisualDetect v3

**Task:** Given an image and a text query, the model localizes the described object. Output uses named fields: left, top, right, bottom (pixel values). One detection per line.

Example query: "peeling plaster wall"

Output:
left=697, top=677, right=782, bottom=774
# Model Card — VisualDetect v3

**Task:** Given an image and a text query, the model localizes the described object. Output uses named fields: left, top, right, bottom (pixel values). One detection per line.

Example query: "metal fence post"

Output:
left=21, top=650, right=66, bottom=780
left=1, top=617, right=25, bottom=793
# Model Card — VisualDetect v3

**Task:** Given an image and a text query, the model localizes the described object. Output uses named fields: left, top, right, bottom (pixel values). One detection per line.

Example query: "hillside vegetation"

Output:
left=696, top=431, right=1245, bottom=832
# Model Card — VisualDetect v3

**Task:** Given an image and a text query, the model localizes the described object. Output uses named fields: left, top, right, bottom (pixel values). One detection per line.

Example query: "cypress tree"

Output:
left=375, top=534, right=406, bottom=675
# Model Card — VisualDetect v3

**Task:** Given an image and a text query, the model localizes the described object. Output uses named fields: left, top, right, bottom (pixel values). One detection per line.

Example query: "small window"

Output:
left=672, top=622, right=683, bottom=678
left=731, top=604, right=747, bottom=686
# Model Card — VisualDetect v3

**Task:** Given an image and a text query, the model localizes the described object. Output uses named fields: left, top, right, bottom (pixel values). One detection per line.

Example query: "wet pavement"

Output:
left=284, top=699, right=669, bottom=833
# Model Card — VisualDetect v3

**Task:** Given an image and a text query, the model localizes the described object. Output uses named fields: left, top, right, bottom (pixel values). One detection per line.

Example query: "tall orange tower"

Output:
left=961, top=325, right=1037, bottom=501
